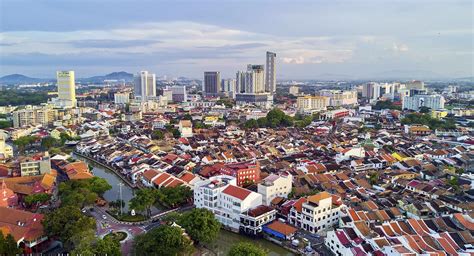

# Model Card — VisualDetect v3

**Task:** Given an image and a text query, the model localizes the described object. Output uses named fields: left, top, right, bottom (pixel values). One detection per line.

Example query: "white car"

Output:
left=102, top=215, right=107, bottom=220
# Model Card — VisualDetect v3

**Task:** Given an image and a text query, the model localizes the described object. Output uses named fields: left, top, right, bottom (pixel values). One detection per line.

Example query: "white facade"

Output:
left=194, top=175, right=262, bottom=231
left=236, top=65, right=265, bottom=94
left=257, top=173, right=292, bottom=205
left=288, top=192, right=343, bottom=234
left=265, top=51, right=276, bottom=94
left=134, top=71, right=156, bottom=101
left=56, top=71, right=77, bottom=108
left=0, top=134, right=13, bottom=159
left=178, top=120, right=193, bottom=138
left=289, top=86, right=299, bottom=96
left=402, top=94, right=445, bottom=111
left=318, top=90, right=358, bottom=106
left=114, top=92, right=130, bottom=104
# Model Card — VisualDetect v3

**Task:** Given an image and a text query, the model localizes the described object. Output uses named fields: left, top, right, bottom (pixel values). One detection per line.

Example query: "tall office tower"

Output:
left=362, top=82, right=375, bottom=99
left=235, top=71, right=245, bottom=93
left=134, top=71, right=156, bottom=101
left=221, top=79, right=236, bottom=98
left=247, top=64, right=265, bottom=93
left=265, top=51, right=276, bottom=94
left=204, top=72, right=221, bottom=97
left=56, top=71, right=76, bottom=108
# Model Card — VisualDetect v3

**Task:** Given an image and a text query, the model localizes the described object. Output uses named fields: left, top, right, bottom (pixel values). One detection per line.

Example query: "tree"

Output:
left=0, top=120, right=12, bottom=129
left=89, top=176, right=112, bottom=196
left=172, top=129, right=181, bottom=139
left=42, top=206, right=96, bottom=249
left=24, top=193, right=51, bottom=206
left=419, top=106, right=431, bottom=113
left=129, top=188, right=157, bottom=217
left=41, top=136, right=61, bottom=149
left=132, top=225, right=193, bottom=256
left=228, top=242, right=266, bottom=256
left=178, top=208, right=220, bottom=244
left=156, top=186, right=193, bottom=208
left=0, top=233, right=22, bottom=255
left=94, top=236, right=121, bottom=256
left=152, top=130, right=165, bottom=140
left=13, top=135, right=38, bottom=151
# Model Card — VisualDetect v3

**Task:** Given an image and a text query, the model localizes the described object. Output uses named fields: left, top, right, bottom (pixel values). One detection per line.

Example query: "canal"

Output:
left=74, top=155, right=136, bottom=211
left=206, top=230, right=295, bottom=256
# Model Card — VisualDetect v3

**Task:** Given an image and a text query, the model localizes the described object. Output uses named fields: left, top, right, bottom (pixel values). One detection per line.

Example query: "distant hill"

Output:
left=0, top=74, right=50, bottom=84
left=0, top=72, right=134, bottom=85
left=80, top=71, right=134, bottom=83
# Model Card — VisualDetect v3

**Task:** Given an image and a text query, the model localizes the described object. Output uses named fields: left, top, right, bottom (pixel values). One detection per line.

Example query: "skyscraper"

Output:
left=56, top=71, right=76, bottom=108
left=204, top=71, right=221, bottom=97
left=246, top=64, right=265, bottom=93
left=134, top=71, right=156, bottom=101
left=265, top=51, right=276, bottom=94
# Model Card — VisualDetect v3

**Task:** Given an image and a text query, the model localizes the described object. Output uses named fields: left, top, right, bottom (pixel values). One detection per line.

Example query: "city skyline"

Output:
left=0, top=0, right=472, bottom=80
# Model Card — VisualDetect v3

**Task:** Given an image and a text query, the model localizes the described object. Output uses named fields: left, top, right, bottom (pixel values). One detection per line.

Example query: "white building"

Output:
left=114, top=92, right=130, bottom=104
left=178, top=120, right=193, bottom=138
left=288, top=191, right=344, bottom=234
left=265, top=51, right=276, bottom=94
left=402, top=94, right=445, bottom=111
left=56, top=71, right=77, bottom=108
left=257, top=173, right=292, bottom=205
left=134, top=71, right=156, bottom=101
left=318, top=90, right=358, bottom=107
left=296, top=96, right=330, bottom=113
left=289, top=86, right=299, bottom=96
left=20, top=152, right=51, bottom=177
left=221, top=79, right=236, bottom=98
left=194, top=175, right=263, bottom=231
left=0, top=133, right=13, bottom=159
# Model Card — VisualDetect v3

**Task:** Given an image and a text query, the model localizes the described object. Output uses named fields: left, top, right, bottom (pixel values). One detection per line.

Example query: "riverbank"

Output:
left=73, top=151, right=137, bottom=188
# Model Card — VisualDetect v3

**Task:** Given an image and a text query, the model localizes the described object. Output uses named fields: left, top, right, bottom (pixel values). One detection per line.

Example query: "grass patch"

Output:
left=107, top=209, right=147, bottom=222
left=105, top=231, right=127, bottom=242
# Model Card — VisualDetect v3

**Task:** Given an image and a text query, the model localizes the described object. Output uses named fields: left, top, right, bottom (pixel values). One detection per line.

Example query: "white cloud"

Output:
left=392, top=43, right=409, bottom=52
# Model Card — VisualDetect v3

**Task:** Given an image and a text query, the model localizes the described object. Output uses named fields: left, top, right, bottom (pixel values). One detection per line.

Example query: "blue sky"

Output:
left=0, top=0, right=472, bottom=79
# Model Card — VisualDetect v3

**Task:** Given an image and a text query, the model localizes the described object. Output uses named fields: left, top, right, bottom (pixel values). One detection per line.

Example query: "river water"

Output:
left=74, top=155, right=136, bottom=211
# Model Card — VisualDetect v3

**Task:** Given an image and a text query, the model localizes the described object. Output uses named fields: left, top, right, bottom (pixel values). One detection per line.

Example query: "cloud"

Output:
left=66, top=39, right=160, bottom=48
left=392, top=43, right=409, bottom=52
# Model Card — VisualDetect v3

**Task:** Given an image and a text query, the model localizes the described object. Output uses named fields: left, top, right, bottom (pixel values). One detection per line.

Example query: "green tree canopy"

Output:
left=156, top=186, right=193, bottom=208
left=132, top=225, right=193, bottom=256
left=129, top=188, right=157, bottom=217
left=152, top=130, right=165, bottom=140
left=24, top=193, right=51, bottom=206
left=228, top=242, right=267, bottom=256
left=0, top=233, right=22, bottom=256
left=42, top=205, right=96, bottom=249
left=178, top=208, right=220, bottom=244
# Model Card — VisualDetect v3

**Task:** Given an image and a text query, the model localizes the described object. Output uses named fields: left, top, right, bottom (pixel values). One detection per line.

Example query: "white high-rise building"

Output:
left=56, top=71, right=76, bottom=108
left=265, top=51, right=276, bottom=94
left=402, top=94, right=445, bottom=111
left=114, top=92, right=130, bottom=104
left=134, top=71, right=156, bottom=101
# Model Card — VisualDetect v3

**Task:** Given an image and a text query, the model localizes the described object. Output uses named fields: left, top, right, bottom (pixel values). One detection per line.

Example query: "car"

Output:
left=102, top=215, right=107, bottom=220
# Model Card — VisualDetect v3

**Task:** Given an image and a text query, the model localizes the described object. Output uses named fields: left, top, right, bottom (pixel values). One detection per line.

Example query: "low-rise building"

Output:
left=194, top=175, right=262, bottom=232
left=258, top=173, right=292, bottom=205
left=20, top=152, right=51, bottom=177
left=179, top=120, right=193, bottom=138
left=288, top=191, right=344, bottom=234
left=296, top=96, right=330, bottom=113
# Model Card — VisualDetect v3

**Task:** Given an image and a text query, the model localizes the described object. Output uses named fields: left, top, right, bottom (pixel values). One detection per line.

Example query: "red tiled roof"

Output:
left=265, top=221, right=297, bottom=236
left=222, top=185, right=252, bottom=200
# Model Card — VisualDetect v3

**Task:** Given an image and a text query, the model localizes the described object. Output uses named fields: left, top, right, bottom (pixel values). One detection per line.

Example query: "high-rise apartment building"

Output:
left=56, top=71, right=76, bottom=108
left=12, top=106, right=57, bottom=128
left=221, top=79, right=236, bottom=98
left=318, top=90, right=358, bottom=107
left=134, top=71, right=156, bottom=101
left=265, top=51, right=276, bottom=94
left=402, top=94, right=445, bottom=111
left=204, top=71, right=221, bottom=97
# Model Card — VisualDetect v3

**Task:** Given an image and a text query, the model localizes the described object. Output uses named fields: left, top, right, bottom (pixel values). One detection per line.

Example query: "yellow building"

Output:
left=56, top=71, right=76, bottom=108
left=431, top=110, right=448, bottom=119
left=296, top=95, right=330, bottom=113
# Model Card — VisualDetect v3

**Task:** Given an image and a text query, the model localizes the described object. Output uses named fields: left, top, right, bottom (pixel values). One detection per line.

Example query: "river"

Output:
left=74, top=155, right=136, bottom=211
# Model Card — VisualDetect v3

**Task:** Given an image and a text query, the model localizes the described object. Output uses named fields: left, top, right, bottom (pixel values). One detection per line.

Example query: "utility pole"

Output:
left=119, top=182, right=123, bottom=215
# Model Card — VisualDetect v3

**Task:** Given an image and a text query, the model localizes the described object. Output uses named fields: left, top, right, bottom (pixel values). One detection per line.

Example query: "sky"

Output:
left=0, top=0, right=472, bottom=80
